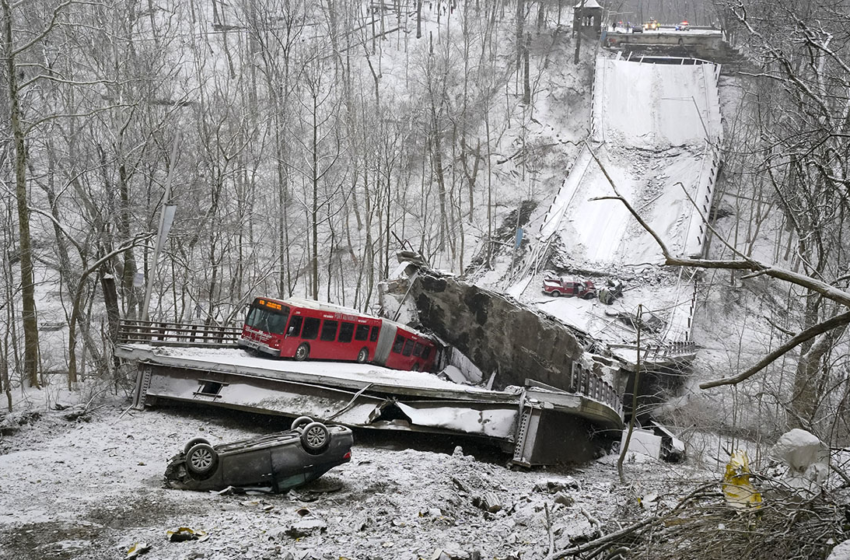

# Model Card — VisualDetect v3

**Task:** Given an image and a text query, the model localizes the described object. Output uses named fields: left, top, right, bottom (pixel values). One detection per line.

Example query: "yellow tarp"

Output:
left=722, top=450, right=763, bottom=509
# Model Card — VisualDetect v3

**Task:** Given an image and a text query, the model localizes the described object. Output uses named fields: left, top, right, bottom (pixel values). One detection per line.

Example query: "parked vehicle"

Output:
left=631, top=24, right=643, bottom=33
left=239, top=297, right=439, bottom=372
left=644, top=18, right=659, bottom=30
left=542, top=276, right=597, bottom=299
left=675, top=21, right=690, bottom=31
left=164, top=418, right=353, bottom=492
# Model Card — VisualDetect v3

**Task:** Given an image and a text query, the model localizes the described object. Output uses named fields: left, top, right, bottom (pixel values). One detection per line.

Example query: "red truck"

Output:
left=542, top=276, right=597, bottom=299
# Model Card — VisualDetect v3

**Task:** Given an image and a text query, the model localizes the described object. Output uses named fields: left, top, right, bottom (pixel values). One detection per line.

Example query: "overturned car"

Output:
left=165, top=418, right=353, bottom=492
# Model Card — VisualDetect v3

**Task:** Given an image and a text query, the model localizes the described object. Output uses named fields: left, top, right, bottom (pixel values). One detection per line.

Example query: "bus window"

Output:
left=370, top=326, right=380, bottom=342
left=339, top=322, right=355, bottom=343
left=402, top=339, right=414, bottom=356
left=320, top=320, right=339, bottom=341
left=392, top=335, right=405, bottom=353
left=355, top=324, right=369, bottom=341
left=413, top=342, right=424, bottom=357
left=302, top=317, right=320, bottom=340
left=286, top=316, right=303, bottom=337
left=247, top=305, right=289, bottom=334
left=422, top=347, right=431, bottom=359
left=246, top=306, right=258, bottom=326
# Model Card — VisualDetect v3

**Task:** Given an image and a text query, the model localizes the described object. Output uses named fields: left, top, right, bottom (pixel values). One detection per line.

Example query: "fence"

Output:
left=117, top=319, right=241, bottom=347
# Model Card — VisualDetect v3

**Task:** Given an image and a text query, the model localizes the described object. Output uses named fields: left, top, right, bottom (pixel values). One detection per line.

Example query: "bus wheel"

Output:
left=411, top=364, right=420, bottom=372
left=357, top=348, right=369, bottom=363
left=295, top=343, right=310, bottom=361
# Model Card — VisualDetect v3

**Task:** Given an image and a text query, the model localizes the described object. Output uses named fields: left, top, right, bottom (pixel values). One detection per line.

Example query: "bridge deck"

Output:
left=117, top=343, right=624, bottom=466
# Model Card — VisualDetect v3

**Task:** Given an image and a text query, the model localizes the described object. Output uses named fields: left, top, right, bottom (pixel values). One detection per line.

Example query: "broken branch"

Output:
left=699, top=312, right=850, bottom=389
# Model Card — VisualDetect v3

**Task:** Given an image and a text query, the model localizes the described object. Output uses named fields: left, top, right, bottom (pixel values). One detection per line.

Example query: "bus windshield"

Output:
left=246, top=304, right=290, bottom=335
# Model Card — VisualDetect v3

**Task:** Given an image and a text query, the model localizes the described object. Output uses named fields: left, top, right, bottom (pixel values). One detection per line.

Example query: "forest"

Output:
left=0, top=0, right=848, bottom=463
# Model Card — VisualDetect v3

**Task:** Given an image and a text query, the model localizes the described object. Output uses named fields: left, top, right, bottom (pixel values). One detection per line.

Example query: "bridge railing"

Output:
left=117, top=319, right=241, bottom=347
left=569, top=362, right=623, bottom=418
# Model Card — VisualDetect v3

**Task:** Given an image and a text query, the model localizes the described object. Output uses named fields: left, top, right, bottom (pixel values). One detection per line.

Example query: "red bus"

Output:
left=238, top=297, right=439, bottom=372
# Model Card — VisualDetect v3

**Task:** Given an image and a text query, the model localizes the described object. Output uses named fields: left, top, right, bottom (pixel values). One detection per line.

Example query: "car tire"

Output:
left=295, top=343, right=310, bottom=361
left=357, top=348, right=369, bottom=363
left=185, top=443, right=218, bottom=476
left=300, top=422, right=330, bottom=455
left=291, top=416, right=313, bottom=431
left=183, top=437, right=211, bottom=455
left=551, top=291, right=561, bottom=297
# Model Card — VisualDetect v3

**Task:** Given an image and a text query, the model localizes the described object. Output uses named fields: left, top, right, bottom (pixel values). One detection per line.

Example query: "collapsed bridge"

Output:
left=116, top=301, right=624, bottom=467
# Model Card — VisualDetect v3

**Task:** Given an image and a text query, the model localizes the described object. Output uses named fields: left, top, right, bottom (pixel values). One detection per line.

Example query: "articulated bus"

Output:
left=238, top=297, right=439, bottom=372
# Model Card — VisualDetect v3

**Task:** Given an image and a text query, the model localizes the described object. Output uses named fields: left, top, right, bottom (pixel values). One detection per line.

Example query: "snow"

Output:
left=829, top=541, right=850, bottom=560
left=495, top=52, right=723, bottom=354
left=595, top=58, right=721, bottom=148
left=129, top=345, right=504, bottom=395
left=772, top=429, right=828, bottom=472
left=0, top=394, right=717, bottom=560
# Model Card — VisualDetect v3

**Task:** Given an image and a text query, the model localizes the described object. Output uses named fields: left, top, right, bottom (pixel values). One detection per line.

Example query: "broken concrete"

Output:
left=409, top=274, right=585, bottom=392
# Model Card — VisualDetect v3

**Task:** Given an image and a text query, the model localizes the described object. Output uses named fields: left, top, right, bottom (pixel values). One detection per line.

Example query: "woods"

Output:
left=0, top=0, right=561, bottom=393
left=0, top=0, right=849, bottom=459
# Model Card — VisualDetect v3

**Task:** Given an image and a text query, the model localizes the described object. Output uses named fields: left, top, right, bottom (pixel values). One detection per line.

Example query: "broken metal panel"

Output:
left=395, top=402, right=518, bottom=439
left=134, top=364, right=521, bottom=440
left=142, top=365, right=384, bottom=425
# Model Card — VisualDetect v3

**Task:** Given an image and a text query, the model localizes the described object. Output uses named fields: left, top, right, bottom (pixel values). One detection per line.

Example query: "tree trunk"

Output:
left=523, top=32, right=531, bottom=104
left=2, top=0, right=40, bottom=388
left=311, top=90, right=319, bottom=300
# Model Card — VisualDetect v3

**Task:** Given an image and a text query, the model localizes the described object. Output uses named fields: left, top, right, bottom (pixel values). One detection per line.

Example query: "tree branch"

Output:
left=699, top=312, right=850, bottom=389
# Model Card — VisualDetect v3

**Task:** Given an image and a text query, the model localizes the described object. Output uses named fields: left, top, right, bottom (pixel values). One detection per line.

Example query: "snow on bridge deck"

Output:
left=516, top=54, right=722, bottom=350
left=546, top=55, right=722, bottom=265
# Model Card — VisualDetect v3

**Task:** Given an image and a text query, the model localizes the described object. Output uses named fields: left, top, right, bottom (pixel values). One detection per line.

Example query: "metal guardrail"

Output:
left=117, top=319, right=241, bottom=347
left=569, top=362, right=623, bottom=418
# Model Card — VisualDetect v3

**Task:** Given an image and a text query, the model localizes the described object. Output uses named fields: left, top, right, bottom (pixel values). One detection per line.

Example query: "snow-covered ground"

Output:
left=0, top=392, right=714, bottom=560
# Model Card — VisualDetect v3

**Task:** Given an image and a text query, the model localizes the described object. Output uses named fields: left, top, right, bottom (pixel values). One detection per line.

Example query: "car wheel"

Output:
left=295, top=343, right=310, bottom=361
left=291, top=416, right=313, bottom=431
left=357, top=348, right=369, bottom=363
left=551, top=291, right=561, bottom=297
left=183, top=437, right=210, bottom=455
left=185, top=443, right=218, bottom=476
left=300, top=422, right=330, bottom=455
